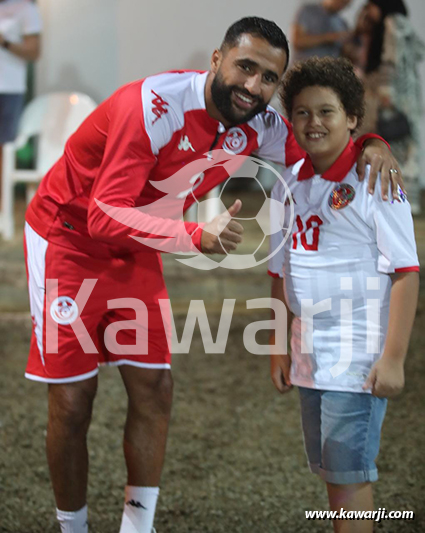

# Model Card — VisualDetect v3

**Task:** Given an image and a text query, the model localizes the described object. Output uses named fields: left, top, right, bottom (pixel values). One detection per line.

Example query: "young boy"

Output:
left=268, top=57, right=419, bottom=532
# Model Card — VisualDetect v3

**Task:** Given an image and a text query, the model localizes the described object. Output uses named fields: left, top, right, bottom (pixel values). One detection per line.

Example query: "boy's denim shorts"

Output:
left=0, top=93, right=25, bottom=144
left=298, top=387, right=388, bottom=485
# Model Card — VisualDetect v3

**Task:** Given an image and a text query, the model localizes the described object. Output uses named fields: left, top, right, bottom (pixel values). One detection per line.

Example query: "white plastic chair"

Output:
left=1, top=92, right=97, bottom=240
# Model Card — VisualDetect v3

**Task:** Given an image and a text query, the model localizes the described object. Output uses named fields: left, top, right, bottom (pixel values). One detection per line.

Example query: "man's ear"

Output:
left=211, top=49, right=222, bottom=74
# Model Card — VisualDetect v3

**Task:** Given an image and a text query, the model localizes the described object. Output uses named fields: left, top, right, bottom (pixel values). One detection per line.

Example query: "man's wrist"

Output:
left=381, top=350, right=406, bottom=365
left=189, top=223, right=205, bottom=252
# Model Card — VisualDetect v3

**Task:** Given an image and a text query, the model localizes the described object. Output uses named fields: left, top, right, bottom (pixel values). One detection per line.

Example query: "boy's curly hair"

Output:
left=280, top=57, right=365, bottom=131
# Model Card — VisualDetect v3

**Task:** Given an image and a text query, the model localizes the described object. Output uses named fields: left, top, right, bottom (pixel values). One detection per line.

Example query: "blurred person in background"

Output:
left=0, top=0, right=41, bottom=199
left=349, top=0, right=424, bottom=214
left=291, top=0, right=353, bottom=62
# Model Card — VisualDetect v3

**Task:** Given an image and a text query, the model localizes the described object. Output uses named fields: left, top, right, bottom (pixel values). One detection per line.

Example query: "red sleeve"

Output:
left=283, top=119, right=305, bottom=167
left=355, top=133, right=391, bottom=151
left=87, top=84, right=203, bottom=253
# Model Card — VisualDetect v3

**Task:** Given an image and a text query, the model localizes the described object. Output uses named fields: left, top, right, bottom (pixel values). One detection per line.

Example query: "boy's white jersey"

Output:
left=268, top=140, right=419, bottom=393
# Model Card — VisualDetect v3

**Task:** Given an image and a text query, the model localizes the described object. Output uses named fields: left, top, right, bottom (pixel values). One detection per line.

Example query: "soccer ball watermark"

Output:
left=179, top=156, right=294, bottom=270
left=95, top=150, right=294, bottom=271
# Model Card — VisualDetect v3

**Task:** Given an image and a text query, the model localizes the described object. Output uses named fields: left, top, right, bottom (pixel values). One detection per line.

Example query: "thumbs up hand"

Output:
left=201, top=199, right=244, bottom=254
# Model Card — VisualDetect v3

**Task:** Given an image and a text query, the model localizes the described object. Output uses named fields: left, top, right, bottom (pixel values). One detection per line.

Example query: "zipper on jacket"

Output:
left=208, top=124, right=226, bottom=160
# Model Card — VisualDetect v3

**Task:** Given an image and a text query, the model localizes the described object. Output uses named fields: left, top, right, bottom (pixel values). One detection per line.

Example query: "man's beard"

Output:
left=210, top=71, right=268, bottom=126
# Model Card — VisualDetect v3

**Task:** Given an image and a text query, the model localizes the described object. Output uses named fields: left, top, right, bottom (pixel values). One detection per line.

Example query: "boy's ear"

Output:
left=347, top=115, right=358, bottom=132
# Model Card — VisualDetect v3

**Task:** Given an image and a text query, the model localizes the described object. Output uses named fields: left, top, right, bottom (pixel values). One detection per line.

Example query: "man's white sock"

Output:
left=56, top=505, right=88, bottom=533
left=119, top=486, right=159, bottom=533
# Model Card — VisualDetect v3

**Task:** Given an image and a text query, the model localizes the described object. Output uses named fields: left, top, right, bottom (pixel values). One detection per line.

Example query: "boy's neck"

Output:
left=309, top=135, right=352, bottom=175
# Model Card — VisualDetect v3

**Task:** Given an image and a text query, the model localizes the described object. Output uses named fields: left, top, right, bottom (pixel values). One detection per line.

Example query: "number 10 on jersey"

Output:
left=292, top=215, right=323, bottom=251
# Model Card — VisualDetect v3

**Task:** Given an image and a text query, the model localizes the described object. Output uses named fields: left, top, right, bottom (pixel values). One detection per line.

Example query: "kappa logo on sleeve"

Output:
left=151, top=90, right=169, bottom=125
left=178, top=135, right=195, bottom=152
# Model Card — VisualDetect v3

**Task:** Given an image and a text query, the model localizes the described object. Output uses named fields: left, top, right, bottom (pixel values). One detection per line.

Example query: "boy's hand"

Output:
left=356, top=140, right=404, bottom=201
left=363, top=357, right=405, bottom=398
left=271, top=353, right=292, bottom=394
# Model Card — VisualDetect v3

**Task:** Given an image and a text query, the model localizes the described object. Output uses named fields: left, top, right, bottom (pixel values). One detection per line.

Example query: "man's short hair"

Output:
left=280, top=57, right=365, bottom=130
left=221, top=16, right=289, bottom=64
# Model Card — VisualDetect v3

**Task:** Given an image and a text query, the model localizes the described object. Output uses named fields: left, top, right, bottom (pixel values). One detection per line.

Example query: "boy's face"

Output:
left=291, top=86, right=357, bottom=168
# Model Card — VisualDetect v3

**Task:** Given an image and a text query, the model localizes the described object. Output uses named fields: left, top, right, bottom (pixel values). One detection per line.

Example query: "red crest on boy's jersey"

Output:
left=328, top=184, right=355, bottom=210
